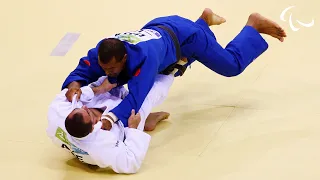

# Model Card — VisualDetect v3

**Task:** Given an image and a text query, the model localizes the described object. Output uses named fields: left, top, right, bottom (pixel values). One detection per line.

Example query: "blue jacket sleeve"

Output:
left=110, top=57, right=159, bottom=127
left=61, top=47, right=106, bottom=90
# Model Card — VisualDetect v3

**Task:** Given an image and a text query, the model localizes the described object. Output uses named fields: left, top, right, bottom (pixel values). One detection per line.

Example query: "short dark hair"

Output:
left=65, top=112, right=93, bottom=138
left=98, top=38, right=126, bottom=64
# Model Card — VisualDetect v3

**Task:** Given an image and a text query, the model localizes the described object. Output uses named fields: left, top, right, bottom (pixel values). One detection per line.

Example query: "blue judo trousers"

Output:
left=62, top=16, right=268, bottom=127
left=143, top=16, right=268, bottom=76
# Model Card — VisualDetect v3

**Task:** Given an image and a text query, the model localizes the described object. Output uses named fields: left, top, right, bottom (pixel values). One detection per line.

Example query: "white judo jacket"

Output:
left=46, top=74, right=174, bottom=174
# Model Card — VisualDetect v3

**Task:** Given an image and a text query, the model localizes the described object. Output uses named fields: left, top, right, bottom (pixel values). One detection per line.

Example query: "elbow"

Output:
left=114, top=162, right=142, bottom=174
left=122, top=158, right=143, bottom=174
left=122, top=168, right=140, bottom=174
left=110, top=156, right=143, bottom=174
left=96, top=161, right=140, bottom=174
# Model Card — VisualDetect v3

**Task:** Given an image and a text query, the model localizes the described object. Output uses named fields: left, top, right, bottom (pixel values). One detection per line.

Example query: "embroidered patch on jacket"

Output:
left=134, top=68, right=141, bottom=76
left=55, top=127, right=89, bottom=155
left=113, top=29, right=162, bottom=45
left=83, top=60, right=90, bottom=66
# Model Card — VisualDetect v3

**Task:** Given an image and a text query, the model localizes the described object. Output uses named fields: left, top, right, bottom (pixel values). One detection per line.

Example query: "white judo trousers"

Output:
left=46, top=74, right=174, bottom=174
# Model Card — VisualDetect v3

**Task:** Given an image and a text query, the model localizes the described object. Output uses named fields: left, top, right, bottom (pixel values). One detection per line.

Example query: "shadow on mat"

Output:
left=65, top=158, right=119, bottom=175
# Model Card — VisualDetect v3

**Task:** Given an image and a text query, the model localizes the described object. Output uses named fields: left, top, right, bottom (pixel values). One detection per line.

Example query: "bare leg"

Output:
left=200, top=8, right=226, bottom=26
left=144, top=112, right=170, bottom=131
left=246, top=13, right=287, bottom=42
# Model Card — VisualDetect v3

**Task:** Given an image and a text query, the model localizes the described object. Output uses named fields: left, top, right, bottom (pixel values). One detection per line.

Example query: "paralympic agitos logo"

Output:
left=280, top=6, right=315, bottom=31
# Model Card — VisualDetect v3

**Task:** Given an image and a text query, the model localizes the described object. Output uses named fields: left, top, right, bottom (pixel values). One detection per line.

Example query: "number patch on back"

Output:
left=113, top=29, right=162, bottom=44
left=55, top=127, right=89, bottom=162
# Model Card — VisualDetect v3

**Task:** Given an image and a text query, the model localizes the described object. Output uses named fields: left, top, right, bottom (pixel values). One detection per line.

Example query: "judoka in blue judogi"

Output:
left=62, top=8, right=286, bottom=127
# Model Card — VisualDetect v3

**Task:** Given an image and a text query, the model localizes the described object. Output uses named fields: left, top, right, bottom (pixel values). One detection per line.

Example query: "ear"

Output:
left=123, top=54, right=127, bottom=61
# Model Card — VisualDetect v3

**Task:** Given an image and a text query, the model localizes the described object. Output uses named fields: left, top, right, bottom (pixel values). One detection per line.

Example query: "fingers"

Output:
left=112, top=83, right=117, bottom=88
left=130, top=109, right=140, bottom=119
left=106, top=83, right=117, bottom=92
left=76, top=89, right=82, bottom=101
left=65, top=88, right=82, bottom=102
left=131, top=109, right=140, bottom=117
left=66, top=89, right=74, bottom=102
left=129, top=109, right=136, bottom=120
left=128, top=109, right=141, bottom=129
left=135, top=113, right=141, bottom=123
left=99, top=79, right=117, bottom=92
left=102, top=78, right=116, bottom=87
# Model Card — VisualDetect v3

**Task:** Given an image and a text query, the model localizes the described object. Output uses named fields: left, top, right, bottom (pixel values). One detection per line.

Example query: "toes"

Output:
left=269, top=33, right=282, bottom=41
left=280, top=37, right=284, bottom=42
left=275, top=34, right=284, bottom=42
left=277, top=27, right=286, bottom=37
left=278, top=30, right=287, bottom=38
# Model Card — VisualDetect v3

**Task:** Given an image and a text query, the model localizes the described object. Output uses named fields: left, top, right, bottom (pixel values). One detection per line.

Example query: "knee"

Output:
left=222, top=68, right=244, bottom=77
left=216, top=63, right=245, bottom=77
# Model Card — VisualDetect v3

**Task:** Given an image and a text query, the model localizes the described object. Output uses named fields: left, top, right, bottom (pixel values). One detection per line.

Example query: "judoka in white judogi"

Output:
left=46, top=74, right=174, bottom=174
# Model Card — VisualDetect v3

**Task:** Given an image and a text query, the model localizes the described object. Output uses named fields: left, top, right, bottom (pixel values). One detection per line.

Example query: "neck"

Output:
left=89, top=108, right=103, bottom=124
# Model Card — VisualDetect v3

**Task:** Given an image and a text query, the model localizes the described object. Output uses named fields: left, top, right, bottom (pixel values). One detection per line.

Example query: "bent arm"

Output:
left=101, top=74, right=174, bottom=130
left=110, top=58, right=159, bottom=127
left=89, top=129, right=151, bottom=174
left=61, top=47, right=105, bottom=90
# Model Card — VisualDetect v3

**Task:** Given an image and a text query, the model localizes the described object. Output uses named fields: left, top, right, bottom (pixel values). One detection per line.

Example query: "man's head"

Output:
left=65, top=105, right=99, bottom=138
left=98, top=38, right=127, bottom=77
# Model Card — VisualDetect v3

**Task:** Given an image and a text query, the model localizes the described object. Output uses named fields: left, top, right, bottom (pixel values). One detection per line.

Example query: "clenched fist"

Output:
left=65, top=81, right=82, bottom=102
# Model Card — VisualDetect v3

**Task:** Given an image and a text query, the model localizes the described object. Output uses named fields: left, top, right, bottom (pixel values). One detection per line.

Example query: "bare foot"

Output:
left=200, top=8, right=226, bottom=26
left=246, top=13, right=287, bottom=42
left=144, top=112, right=170, bottom=131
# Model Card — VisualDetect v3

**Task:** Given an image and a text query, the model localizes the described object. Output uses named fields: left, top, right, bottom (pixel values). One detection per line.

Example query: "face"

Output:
left=98, top=55, right=126, bottom=77
left=68, top=105, right=100, bottom=132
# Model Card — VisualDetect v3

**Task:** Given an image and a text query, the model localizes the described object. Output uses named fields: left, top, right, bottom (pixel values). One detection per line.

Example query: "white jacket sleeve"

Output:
left=88, top=128, right=151, bottom=174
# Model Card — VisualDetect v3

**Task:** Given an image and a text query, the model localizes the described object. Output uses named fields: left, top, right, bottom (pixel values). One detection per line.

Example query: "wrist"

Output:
left=101, top=116, right=114, bottom=129
left=101, top=112, right=118, bottom=123
left=128, top=125, right=138, bottom=129
left=92, top=85, right=111, bottom=95
left=101, top=118, right=113, bottom=130
left=106, top=112, right=118, bottom=122
left=67, top=81, right=81, bottom=89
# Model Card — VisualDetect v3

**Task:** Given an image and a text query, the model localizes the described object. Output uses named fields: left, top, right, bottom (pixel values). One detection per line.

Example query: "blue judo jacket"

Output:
left=62, top=27, right=178, bottom=126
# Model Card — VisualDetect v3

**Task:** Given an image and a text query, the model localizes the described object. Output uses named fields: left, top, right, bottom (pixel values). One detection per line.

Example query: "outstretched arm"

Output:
left=109, top=57, right=159, bottom=127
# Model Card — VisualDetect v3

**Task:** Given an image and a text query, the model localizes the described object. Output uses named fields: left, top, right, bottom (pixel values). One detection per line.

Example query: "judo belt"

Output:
left=157, top=25, right=187, bottom=76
